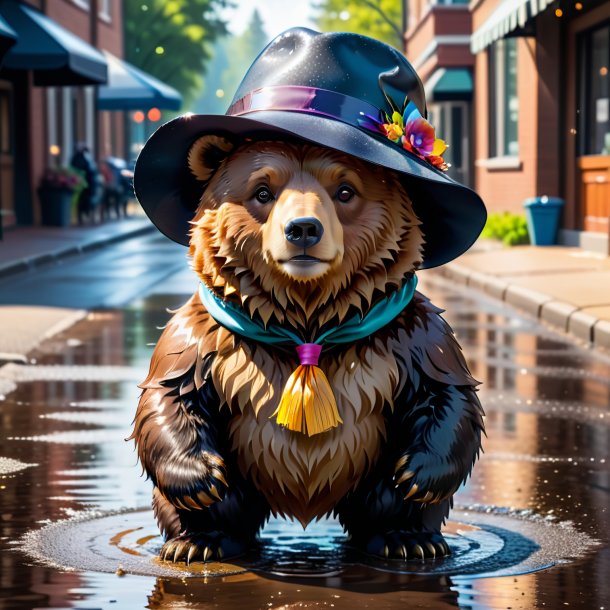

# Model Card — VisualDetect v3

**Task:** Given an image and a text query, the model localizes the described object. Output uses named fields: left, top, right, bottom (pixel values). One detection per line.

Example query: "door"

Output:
left=577, top=21, right=610, bottom=233
left=578, top=155, right=610, bottom=233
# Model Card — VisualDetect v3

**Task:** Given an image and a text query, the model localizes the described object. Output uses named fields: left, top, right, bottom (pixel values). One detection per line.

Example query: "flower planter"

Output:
left=39, top=188, right=74, bottom=227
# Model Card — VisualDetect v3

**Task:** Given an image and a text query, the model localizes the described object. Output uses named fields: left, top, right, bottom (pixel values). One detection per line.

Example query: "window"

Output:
left=432, top=0, right=469, bottom=5
left=488, top=38, right=519, bottom=158
left=578, top=23, right=610, bottom=156
left=428, top=102, right=471, bottom=186
left=99, top=0, right=112, bottom=22
left=72, top=0, right=91, bottom=10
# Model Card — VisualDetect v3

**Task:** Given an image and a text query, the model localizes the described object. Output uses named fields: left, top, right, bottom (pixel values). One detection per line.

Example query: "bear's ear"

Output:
left=187, top=135, right=235, bottom=182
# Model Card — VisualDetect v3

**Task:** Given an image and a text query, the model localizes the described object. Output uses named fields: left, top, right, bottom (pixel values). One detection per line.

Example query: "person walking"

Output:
left=71, top=145, right=101, bottom=224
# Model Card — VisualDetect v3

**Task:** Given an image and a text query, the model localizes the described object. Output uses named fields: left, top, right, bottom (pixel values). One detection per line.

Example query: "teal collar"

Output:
left=198, top=274, right=418, bottom=348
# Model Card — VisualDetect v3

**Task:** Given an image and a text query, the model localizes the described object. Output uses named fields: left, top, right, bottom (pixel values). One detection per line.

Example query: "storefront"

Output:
left=404, top=0, right=474, bottom=187
left=0, top=0, right=107, bottom=228
left=470, top=0, right=610, bottom=253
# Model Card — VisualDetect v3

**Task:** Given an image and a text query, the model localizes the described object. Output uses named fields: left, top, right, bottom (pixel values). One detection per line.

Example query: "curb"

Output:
left=0, top=223, right=155, bottom=279
left=441, top=262, right=609, bottom=350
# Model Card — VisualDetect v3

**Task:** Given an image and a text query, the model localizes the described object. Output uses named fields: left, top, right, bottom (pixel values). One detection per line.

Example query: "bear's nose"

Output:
left=284, top=217, right=324, bottom=248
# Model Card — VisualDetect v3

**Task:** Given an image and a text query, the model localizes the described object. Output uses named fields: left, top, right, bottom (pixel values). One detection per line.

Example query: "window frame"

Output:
left=98, top=0, right=112, bottom=22
left=71, top=0, right=91, bottom=11
left=487, top=37, right=519, bottom=160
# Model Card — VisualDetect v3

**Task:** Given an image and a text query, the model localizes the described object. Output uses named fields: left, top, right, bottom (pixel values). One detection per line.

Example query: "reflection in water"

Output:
left=0, top=273, right=608, bottom=608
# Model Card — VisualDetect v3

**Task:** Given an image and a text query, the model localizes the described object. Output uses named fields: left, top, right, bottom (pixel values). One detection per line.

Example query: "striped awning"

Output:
left=471, top=0, right=555, bottom=53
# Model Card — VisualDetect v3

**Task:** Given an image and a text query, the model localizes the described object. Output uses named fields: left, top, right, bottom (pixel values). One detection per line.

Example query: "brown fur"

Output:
left=137, top=291, right=474, bottom=527
left=188, top=141, right=424, bottom=332
left=135, top=142, right=475, bottom=527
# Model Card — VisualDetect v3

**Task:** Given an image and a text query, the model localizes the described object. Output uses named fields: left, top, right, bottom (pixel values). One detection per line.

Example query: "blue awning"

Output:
left=0, top=14, right=17, bottom=64
left=425, top=68, right=473, bottom=102
left=0, top=1, right=107, bottom=85
left=97, top=51, right=182, bottom=111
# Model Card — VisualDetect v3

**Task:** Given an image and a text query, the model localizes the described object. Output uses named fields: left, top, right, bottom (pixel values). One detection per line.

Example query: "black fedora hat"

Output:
left=134, top=28, right=486, bottom=269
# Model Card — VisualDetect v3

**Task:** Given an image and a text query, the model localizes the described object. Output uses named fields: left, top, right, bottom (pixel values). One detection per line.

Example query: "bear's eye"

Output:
left=254, top=186, right=274, bottom=204
left=335, top=184, right=356, bottom=204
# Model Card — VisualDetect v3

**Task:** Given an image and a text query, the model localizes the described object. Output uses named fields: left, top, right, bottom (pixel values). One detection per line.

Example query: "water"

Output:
left=0, top=271, right=609, bottom=609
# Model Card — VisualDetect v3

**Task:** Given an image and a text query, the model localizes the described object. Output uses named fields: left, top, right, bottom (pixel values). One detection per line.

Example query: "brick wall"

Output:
left=472, top=0, right=541, bottom=214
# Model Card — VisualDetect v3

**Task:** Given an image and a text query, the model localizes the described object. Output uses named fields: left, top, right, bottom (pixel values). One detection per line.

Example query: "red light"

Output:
left=147, top=108, right=161, bottom=122
left=133, top=111, right=145, bottom=123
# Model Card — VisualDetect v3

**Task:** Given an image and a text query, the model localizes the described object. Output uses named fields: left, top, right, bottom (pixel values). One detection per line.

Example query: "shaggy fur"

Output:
left=131, top=141, right=484, bottom=562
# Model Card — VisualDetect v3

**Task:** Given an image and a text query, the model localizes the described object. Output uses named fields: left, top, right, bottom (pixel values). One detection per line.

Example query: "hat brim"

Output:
left=133, top=112, right=486, bottom=269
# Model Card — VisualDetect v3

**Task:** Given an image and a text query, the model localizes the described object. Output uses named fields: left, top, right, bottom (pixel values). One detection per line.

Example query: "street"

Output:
left=0, top=233, right=609, bottom=609
left=0, top=233, right=192, bottom=309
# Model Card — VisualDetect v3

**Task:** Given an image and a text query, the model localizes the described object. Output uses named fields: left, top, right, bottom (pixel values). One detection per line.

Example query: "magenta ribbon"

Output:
left=227, top=85, right=382, bottom=130
left=296, top=343, right=322, bottom=366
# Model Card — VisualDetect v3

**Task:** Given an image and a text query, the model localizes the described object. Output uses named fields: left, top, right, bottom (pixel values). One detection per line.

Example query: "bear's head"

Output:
left=188, top=137, right=424, bottom=330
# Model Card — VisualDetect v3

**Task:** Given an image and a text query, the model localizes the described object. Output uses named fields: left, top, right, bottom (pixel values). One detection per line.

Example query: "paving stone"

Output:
left=567, top=310, right=598, bottom=343
left=467, top=271, right=488, bottom=291
left=593, top=320, right=610, bottom=350
left=442, top=264, right=471, bottom=284
left=483, top=276, right=510, bottom=300
left=540, top=301, right=579, bottom=331
left=504, top=285, right=552, bottom=318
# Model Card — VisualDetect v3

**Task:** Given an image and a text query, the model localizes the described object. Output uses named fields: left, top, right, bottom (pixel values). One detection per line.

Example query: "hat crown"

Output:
left=230, top=28, right=427, bottom=119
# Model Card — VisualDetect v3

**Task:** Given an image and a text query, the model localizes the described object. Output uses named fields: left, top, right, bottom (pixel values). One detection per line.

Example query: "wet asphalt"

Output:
left=0, top=233, right=609, bottom=609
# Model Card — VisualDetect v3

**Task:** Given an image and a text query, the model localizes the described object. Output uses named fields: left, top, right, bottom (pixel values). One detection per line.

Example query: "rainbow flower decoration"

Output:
left=358, top=97, right=449, bottom=172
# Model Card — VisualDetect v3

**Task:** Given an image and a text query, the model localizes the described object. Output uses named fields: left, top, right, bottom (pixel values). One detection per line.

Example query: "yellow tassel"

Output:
left=272, top=364, right=342, bottom=436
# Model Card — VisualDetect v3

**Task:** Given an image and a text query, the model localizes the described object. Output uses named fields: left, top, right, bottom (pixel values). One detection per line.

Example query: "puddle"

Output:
left=18, top=505, right=598, bottom=581
left=1, top=268, right=609, bottom=609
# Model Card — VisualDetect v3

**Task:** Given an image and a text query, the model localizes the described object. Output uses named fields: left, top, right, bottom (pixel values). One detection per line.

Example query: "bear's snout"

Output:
left=284, top=217, right=324, bottom=248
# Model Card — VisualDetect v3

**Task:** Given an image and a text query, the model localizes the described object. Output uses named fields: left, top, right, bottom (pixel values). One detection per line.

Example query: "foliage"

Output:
left=314, top=0, right=403, bottom=49
left=481, top=212, right=530, bottom=246
left=38, top=167, right=86, bottom=193
left=192, top=10, right=270, bottom=115
left=220, top=10, right=269, bottom=102
left=124, top=0, right=231, bottom=106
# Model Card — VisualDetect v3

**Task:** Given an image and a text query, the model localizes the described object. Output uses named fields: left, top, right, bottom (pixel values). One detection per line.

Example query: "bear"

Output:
left=130, top=139, right=485, bottom=564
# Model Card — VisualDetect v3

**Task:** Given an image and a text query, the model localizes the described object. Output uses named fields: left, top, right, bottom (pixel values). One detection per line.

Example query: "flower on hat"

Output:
left=358, top=98, right=449, bottom=172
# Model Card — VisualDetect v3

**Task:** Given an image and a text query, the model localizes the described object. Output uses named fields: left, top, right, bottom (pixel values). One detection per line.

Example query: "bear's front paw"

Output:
left=394, top=452, right=459, bottom=504
left=159, top=531, right=247, bottom=564
left=364, top=531, right=450, bottom=560
left=158, top=451, right=228, bottom=510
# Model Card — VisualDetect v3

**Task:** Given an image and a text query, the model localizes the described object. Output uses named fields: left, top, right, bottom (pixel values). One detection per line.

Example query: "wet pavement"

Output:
left=0, top=237, right=609, bottom=609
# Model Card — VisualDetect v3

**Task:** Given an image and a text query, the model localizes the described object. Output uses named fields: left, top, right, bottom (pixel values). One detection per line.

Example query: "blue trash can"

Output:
left=523, top=196, right=565, bottom=246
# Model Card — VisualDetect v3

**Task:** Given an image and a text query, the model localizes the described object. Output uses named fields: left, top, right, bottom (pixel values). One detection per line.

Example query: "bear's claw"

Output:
left=159, top=532, right=246, bottom=564
left=364, top=531, right=450, bottom=561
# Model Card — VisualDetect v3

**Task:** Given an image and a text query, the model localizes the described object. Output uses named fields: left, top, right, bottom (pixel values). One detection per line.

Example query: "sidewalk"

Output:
left=0, top=216, right=155, bottom=278
left=438, top=242, right=610, bottom=350
left=0, top=216, right=155, bottom=367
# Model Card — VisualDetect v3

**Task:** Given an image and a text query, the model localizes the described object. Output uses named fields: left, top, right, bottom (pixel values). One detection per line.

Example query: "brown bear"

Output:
left=131, top=28, right=486, bottom=564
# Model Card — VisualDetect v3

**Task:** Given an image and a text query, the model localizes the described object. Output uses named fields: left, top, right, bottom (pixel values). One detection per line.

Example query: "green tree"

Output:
left=220, top=9, right=269, bottom=102
left=124, top=0, right=231, bottom=106
left=192, top=36, right=231, bottom=115
left=315, top=0, right=403, bottom=49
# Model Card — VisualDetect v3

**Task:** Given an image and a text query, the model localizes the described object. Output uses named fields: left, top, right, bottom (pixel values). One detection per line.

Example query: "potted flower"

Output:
left=38, top=167, right=86, bottom=227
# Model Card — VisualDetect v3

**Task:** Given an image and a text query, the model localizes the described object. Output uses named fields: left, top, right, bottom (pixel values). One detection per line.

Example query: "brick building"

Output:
left=405, top=0, right=610, bottom=254
left=405, top=0, right=473, bottom=186
left=0, top=0, right=124, bottom=229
